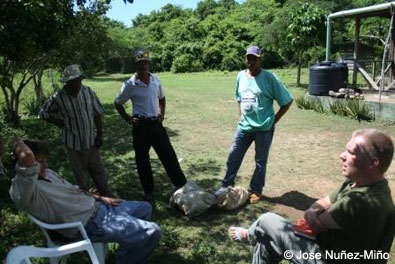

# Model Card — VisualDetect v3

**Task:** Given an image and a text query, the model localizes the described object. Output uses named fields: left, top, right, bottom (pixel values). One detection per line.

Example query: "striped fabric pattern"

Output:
left=39, top=85, right=104, bottom=151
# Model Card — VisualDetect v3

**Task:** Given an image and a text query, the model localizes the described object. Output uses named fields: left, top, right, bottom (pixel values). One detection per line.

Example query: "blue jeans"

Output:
left=222, top=127, right=274, bottom=194
left=249, top=213, right=324, bottom=264
left=86, top=201, right=161, bottom=264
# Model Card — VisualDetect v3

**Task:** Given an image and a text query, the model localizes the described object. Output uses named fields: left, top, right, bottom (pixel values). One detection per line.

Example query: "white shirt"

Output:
left=115, top=73, right=165, bottom=117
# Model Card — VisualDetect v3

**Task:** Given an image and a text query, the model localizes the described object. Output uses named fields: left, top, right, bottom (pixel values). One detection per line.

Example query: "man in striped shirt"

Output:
left=39, top=64, right=115, bottom=197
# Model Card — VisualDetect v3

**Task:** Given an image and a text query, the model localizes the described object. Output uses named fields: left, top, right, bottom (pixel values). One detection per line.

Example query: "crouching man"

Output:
left=229, top=129, right=394, bottom=264
left=9, top=138, right=161, bottom=264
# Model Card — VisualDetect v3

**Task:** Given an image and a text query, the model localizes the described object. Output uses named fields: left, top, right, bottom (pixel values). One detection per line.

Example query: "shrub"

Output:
left=171, top=54, right=203, bottom=73
left=311, top=100, right=325, bottom=113
left=328, top=100, right=348, bottom=116
left=345, top=99, right=374, bottom=122
left=296, top=94, right=374, bottom=121
left=295, top=95, right=313, bottom=110
left=24, top=95, right=50, bottom=117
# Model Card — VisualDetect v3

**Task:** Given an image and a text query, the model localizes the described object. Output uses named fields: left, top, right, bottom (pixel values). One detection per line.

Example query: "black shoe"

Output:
left=144, top=192, right=154, bottom=202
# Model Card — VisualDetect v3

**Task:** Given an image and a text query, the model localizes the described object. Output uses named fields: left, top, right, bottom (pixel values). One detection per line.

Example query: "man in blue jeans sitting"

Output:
left=229, top=129, right=394, bottom=263
left=9, top=138, right=161, bottom=264
left=217, top=46, right=293, bottom=204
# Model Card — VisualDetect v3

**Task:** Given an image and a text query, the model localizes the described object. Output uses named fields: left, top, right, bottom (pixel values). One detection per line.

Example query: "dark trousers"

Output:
left=132, top=121, right=187, bottom=194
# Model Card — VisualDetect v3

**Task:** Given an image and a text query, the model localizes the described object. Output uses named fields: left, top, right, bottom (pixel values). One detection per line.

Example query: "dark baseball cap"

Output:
left=135, top=49, right=150, bottom=61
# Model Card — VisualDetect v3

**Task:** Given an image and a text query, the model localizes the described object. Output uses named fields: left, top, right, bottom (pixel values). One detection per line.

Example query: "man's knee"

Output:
left=253, top=212, right=288, bottom=239
left=141, top=201, right=152, bottom=215
left=256, top=212, right=282, bottom=227
left=150, top=223, right=162, bottom=243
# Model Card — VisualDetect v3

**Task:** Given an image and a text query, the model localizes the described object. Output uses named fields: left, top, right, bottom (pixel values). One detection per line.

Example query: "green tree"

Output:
left=0, top=0, right=132, bottom=125
left=196, top=0, right=218, bottom=20
left=287, top=2, right=327, bottom=86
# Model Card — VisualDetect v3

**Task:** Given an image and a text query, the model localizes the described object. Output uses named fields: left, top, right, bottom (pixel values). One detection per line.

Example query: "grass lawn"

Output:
left=1, top=68, right=394, bottom=263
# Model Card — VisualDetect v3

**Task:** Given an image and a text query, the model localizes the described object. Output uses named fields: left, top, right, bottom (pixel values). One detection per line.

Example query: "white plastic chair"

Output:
left=6, top=241, right=99, bottom=264
left=27, top=214, right=107, bottom=264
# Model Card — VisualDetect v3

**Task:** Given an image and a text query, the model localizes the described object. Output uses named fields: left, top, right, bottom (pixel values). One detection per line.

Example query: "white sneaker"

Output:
left=214, top=187, right=228, bottom=197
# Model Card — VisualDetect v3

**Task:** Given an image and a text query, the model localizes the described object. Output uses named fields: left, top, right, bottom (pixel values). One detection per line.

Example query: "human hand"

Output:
left=100, top=196, right=123, bottom=206
left=127, top=115, right=139, bottom=125
left=158, top=113, right=164, bottom=123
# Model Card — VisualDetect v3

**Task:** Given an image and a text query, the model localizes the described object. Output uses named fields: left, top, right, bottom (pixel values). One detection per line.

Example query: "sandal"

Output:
left=228, top=226, right=249, bottom=243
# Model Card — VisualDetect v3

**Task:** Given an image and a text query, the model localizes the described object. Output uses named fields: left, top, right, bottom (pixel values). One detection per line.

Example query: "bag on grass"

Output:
left=170, top=181, right=216, bottom=219
left=216, top=186, right=249, bottom=210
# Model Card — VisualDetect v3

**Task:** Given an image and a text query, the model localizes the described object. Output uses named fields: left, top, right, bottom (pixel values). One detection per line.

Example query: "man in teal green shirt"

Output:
left=218, top=46, right=293, bottom=204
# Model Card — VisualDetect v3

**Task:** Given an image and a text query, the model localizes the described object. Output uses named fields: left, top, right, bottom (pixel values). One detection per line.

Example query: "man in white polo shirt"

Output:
left=114, top=50, right=187, bottom=202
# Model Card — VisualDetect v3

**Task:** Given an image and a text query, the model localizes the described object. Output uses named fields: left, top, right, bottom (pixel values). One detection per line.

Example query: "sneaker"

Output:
left=249, top=193, right=261, bottom=204
left=214, top=187, right=228, bottom=197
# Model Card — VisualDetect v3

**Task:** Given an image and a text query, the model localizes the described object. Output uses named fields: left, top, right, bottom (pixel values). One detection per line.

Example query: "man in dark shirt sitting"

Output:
left=229, top=129, right=394, bottom=264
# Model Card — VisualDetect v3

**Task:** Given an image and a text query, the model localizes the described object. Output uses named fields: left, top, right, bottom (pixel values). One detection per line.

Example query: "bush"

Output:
left=171, top=54, right=203, bottom=73
left=296, top=94, right=374, bottom=121
left=295, top=95, right=313, bottom=110
left=24, top=95, right=50, bottom=117
left=328, top=100, right=348, bottom=116
left=345, top=99, right=374, bottom=122
left=261, top=50, right=285, bottom=69
left=105, top=57, right=122, bottom=73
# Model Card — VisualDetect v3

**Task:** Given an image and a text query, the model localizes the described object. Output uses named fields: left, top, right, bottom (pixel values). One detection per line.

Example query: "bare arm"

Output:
left=305, top=196, right=340, bottom=233
left=159, top=97, right=166, bottom=122
left=114, top=101, right=133, bottom=124
left=14, top=138, right=35, bottom=167
left=92, top=193, right=123, bottom=206
left=275, top=100, right=292, bottom=124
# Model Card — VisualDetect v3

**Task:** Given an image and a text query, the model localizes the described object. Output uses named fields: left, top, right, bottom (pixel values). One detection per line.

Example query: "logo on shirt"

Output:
left=241, top=90, right=257, bottom=115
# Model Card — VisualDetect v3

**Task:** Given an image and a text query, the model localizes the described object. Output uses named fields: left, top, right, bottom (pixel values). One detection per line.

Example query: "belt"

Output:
left=133, top=115, right=159, bottom=121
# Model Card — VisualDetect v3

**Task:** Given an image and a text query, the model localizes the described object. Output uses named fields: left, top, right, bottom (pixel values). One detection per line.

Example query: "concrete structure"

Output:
left=308, top=95, right=395, bottom=122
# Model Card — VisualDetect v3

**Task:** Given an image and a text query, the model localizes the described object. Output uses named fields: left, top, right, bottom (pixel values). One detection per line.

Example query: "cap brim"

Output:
left=245, top=52, right=260, bottom=57
left=60, top=74, right=83, bottom=83
left=136, top=58, right=150, bottom=62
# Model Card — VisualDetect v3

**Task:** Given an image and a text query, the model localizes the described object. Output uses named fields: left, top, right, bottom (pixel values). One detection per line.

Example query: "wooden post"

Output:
left=353, top=17, right=360, bottom=88
left=372, top=60, right=376, bottom=81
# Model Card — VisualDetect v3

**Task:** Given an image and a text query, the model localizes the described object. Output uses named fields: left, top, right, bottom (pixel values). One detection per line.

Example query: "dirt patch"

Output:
left=264, top=177, right=338, bottom=220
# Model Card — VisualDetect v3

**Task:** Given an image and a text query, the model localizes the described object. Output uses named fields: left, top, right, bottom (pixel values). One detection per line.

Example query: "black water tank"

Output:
left=309, top=61, right=348, bottom=96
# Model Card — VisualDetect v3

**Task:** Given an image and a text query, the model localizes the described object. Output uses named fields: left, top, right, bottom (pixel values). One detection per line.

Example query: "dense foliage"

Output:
left=0, top=0, right=390, bottom=124
left=104, top=0, right=388, bottom=74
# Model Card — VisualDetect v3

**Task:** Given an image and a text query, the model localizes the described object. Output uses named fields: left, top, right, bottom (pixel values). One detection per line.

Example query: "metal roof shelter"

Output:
left=325, top=2, right=395, bottom=100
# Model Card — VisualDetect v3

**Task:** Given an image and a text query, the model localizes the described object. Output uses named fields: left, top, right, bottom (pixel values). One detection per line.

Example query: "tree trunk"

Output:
left=33, top=69, right=44, bottom=104
left=313, top=41, right=319, bottom=63
left=1, top=70, right=33, bottom=125
left=297, top=52, right=302, bottom=87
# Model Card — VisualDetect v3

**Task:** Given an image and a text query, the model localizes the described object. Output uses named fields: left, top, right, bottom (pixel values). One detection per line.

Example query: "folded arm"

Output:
left=9, top=139, right=39, bottom=209
left=14, top=138, right=35, bottom=167
left=304, top=196, right=340, bottom=233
